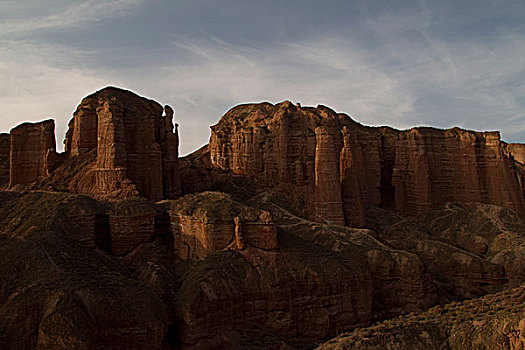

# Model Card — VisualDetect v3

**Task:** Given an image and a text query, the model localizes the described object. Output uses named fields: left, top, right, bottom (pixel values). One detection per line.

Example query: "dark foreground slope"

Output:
left=3, top=186, right=525, bottom=349
left=319, top=284, right=525, bottom=350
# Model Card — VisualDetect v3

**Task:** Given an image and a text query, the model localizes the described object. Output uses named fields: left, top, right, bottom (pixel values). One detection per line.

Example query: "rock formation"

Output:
left=508, top=143, right=525, bottom=165
left=319, top=283, right=525, bottom=350
left=160, top=192, right=278, bottom=260
left=2, top=88, right=525, bottom=349
left=0, top=133, right=10, bottom=186
left=9, top=119, right=56, bottom=188
left=208, top=102, right=525, bottom=226
left=314, top=126, right=345, bottom=226
left=63, top=87, right=181, bottom=201
left=108, top=199, right=160, bottom=256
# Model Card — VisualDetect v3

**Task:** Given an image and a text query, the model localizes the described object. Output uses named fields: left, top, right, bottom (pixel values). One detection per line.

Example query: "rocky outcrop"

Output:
left=160, top=192, right=278, bottom=260
left=209, top=102, right=525, bottom=226
left=108, top=199, right=160, bottom=256
left=508, top=143, right=525, bottom=165
left=64, top=87, right=181, bottom=201
left=9, top=120, right=56, bottom=188
left=0, top=191, right=171, bottom=350
left=0, top=134, right=10, bottom=186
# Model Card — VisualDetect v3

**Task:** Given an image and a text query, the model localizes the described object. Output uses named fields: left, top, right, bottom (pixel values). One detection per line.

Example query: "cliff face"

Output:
left=9, top=120, right=56, bottom=188
left=209, top=102, right=525, bottom=225
left=508, top=143, right=525, bottom=165
left=0, top=134, right=10, bottom=186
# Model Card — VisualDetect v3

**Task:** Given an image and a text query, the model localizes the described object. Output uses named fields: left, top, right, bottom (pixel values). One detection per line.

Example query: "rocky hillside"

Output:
left=0, top=87, right=524, bottom=349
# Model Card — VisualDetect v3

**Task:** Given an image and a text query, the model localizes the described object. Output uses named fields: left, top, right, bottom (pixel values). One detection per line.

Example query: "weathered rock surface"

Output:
left=108, top=198, right=161, bottom=256
left=61, top=87, right=181, bottom=201
left=318, top=284, right=525, bottom=350
left=2, top=89, right=525, bottom=349
left=508, top=143, right=525, bottom=165
left=209, top=102, right=525, bottom=225
left=0, top=133, right=10, bottom=186
left=8, top=119, right=56, bottom=188
left=160, top=192, right=278, bottom=260
left=0, top=191, right=171, bottom=350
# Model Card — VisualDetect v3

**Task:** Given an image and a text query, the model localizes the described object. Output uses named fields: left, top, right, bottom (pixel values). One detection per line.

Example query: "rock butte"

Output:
left=0, top=87, right=525, bottom=349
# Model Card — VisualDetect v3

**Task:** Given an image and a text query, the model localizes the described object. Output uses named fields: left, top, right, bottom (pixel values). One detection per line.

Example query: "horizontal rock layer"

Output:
left=65, top=87, right=181, bottom=201
left=9, top=120, right=56, bottom=188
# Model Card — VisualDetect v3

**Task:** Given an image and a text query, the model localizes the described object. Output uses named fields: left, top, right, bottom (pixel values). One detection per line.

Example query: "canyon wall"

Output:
left=0, top=134, right=10, bottom=186
left=209, top=102, right=525, bottom=225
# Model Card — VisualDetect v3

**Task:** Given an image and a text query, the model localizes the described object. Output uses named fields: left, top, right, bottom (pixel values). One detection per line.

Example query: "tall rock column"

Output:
left=0, top=134, right=10, bottom=186
left=9, top=120, right=56, bottom=187
left=95, top=98, right=163, bottom=201
left=314, top=126, right=345, bottom=226
left=340, top=127, right=365, bottom=227
left=161, top=105, right=181, bottom=199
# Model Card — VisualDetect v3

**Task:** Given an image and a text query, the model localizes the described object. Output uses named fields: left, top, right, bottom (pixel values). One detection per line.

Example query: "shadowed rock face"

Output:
left=159, top=192, right=278, bottom=260
left=0, top=192, right=171, bottom=350
left=0, top=134, right=10, bottom=186
left=318, top=284, right=525, bottom=350
left=9, top=120, right=56, bottom=188
left=208, top=102, right=525, bottom=226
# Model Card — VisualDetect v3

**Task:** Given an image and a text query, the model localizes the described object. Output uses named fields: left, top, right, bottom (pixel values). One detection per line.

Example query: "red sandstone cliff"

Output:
left=15, top=87, right=181, bottom=201
left=64, top=87, right=181, bottom=201
left=208, top=102, right=525, bottom=225
left=9, top=120, right=56, bottom=188
left=0, top=134, right=10, bottom=186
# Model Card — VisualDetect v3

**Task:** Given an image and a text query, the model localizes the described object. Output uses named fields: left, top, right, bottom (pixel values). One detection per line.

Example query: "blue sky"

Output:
left=1, top=0, right=525, bottom=154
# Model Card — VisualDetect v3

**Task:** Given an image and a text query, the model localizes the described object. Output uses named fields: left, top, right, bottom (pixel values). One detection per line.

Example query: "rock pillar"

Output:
left=340, top=127, right=366, bottom=227
left=314, top=126, right=345, bottom=226
left=9, top=120, right=56, bottom=187
left=234, top=216, right=245, bottom=250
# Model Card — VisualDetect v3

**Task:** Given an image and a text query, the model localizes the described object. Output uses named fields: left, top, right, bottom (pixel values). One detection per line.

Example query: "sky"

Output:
left=1, top=0, right=525, bottom=155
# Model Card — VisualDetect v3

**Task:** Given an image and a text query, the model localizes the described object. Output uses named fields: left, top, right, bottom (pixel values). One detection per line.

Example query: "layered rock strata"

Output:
left=64, top=87, right=181, bottom=201
left=319, top=284, right=525, bottom=350
left=209, top=102, right=525, bottom=226
left=160, top=192, right=278, bottom=260
left=0, top=133, right=10, bottom=186
left=508, top=143, right=525, bottom=165
left=9, top=120, right=56, bottom=187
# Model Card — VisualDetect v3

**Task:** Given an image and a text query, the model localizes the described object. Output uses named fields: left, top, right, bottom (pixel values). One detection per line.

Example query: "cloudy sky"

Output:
left=1, top=0, right=525, bottom=154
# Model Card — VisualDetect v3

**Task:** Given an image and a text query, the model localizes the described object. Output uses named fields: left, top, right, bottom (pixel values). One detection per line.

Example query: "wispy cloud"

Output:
left=1, top=0, right=524, bottom=155
left=0, top=0, right=144, bottom=36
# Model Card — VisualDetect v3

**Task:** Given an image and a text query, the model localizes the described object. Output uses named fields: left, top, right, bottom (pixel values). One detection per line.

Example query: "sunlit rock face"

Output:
left=63, top=87, right=181, bottom=201
left=9, top=119, right=56, bottom=188
left=0, top=133, right=10, bottom=186
left=209, top=101, right=525, bottom=226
